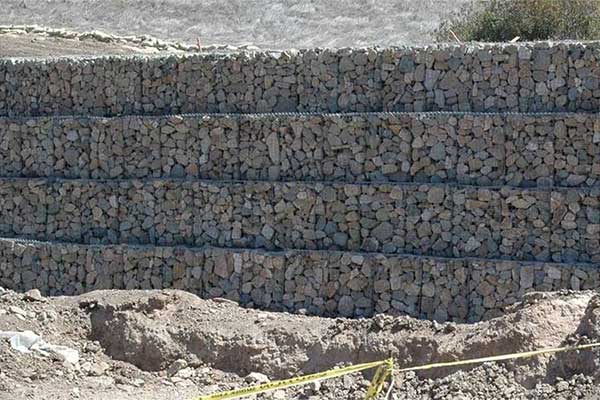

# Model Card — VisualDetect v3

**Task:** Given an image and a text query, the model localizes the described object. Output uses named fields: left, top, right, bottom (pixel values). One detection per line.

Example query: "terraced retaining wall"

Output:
left=1, top=112, right=599, bottom=186
left=2, top=42, right=600, bottom=323
left=2, top=42, right=600, bottom=116
left=1, top=238, right=597, bottom=322
left=1, top=178, right=598, bottom=263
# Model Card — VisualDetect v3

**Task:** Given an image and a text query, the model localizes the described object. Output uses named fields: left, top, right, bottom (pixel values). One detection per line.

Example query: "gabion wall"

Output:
left=0, top=178, right=598, bottom=263
left=1, top=238, right=597, bottom=322
left=2, top=43, right=600, bottom=116
left=1, top=112, right=599, bottom=187
left=2, top=43, right=600, bottom=321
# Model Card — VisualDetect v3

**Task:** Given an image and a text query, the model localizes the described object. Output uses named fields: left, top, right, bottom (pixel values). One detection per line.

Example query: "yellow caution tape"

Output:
left=197, top=358, right=394, bottom=400
left=365, top=360, right=394, bottom=400
left=196, top=342, right=600, bottom=400
left=395, top=342, right=600, bottom=373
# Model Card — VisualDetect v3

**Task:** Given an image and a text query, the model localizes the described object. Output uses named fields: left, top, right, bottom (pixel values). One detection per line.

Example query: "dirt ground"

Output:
left=0, top=32, right=184, bottom=57
left=0, top=0, right=468, bottom=49
left=1, top=287, right=600, bottom=399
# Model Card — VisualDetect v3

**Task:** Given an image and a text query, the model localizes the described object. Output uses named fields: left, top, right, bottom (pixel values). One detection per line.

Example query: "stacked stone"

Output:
left=0, top=178, right=598, bottom=263
left=3, top=43, right=600, bottom=117
left=0, top=238, right=598, bottom=322
left=550, top=189, right=600, bottom=262
left=21, top=58, right=144, bottom=116
left=2, top=42, right=600, bottom=322
left=1, top=113, right=599, bottom=186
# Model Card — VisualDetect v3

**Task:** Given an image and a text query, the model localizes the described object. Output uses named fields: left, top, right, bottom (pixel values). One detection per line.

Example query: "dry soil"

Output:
left=0, top=0, right=468, bottom=49
left=1, top=287, right=600, bottom=399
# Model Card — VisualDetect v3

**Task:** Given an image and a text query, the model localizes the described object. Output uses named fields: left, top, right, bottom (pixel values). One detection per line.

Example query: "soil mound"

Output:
left=1, top=287, right=599, bottom=399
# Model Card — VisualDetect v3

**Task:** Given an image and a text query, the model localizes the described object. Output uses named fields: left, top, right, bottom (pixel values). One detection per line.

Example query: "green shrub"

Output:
left=436, top=0, right=600, bottom=42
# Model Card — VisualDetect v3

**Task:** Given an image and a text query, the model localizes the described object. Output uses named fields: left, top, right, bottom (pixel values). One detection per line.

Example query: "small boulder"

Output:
left=24, top=289, right=45, bottom=302
left=168, top=359, right=188, bottom=377
left=245, top=372, right=270, bottom=384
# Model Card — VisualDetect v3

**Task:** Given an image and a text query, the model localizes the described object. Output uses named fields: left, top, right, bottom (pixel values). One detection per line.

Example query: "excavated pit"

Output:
left=81, top=289, right=600, bottom=388
left=2, top=286, right=600, bottom=399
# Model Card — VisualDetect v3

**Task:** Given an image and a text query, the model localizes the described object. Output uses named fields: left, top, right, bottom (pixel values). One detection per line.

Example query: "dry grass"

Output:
left=2, top=0, right=468, bottom=48
left=436, top=0, right=600, bottom=42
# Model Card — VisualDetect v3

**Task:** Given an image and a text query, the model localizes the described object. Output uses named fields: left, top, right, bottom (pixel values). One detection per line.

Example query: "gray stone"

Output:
left=337, top=295, right=355, bottom=317
left=398, top=57, right=415, bottom=73
left=464, top=237, right=481, bottom=253
left=261, top=225, right=275, bottom=240
left=422, top=282, right=435, bottom=298
left=214, top=257, right=230, bottom=279
left=245, top=372, right=270, bottom=384
left=520, top=266, right=534, bottom=289
left=266, top=132, right=280, bottom=164
left=427, top=187, right=445, bottom=204
left=333, top=232, right=348, bottom=246
left=23, top=289, right=45, bottom=302
left=339, top=57, right=354, bottom=73
left=371, top=222, right=394, bottom=242
left=429, top=143, right=446, bottom=161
